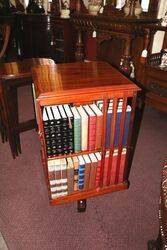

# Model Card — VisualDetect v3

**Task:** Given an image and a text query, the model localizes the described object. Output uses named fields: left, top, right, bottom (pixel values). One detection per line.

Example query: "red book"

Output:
left=118, top=148, right=127, bottom=183
left=110, top=150, right=118, bottom=185
left=89, top=153, right=98, bottom=189
left=83, top=105, right=96, bottom=150
left=90, top=104, right=103, bottom=150
left=95, top=152, right=101, bottom=188
left=103, top=151, right=110, bottom=187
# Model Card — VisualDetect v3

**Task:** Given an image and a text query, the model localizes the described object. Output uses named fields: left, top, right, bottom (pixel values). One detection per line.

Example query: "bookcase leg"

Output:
left=77, top=199, right=87, bottom=212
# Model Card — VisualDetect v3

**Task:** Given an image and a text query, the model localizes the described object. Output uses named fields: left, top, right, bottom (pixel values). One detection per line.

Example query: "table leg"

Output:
left=77, top=199, right=87, bottom=212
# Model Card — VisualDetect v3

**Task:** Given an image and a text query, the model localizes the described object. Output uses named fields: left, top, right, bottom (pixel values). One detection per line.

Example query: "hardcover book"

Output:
left=95, top=152, right=101, bottom=188
left=89, top=153, right=98, bottom=189
left=73, top=156, right=79, bottom=191
left=83, top=105, right=96, bottom=150
left=77, top=155, right=85, bottom=190
left=71, top=106, right=81, bottom=152
left=90, top=104, right=103, bottom=150
left=60, top=158, right=68, bottom=196
left=67, top=157, right=74, bottom=194
left=83, top=154, right=91, bottom=190
left=63, top=104, right=74, bottom=154
left=77, top=106, right=88, bottom=151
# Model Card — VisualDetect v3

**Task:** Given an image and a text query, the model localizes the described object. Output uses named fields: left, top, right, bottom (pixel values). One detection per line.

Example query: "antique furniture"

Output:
left=0, top=24, right=11, bottom=61
left=136, top=25, right=167, bottom=112
left=71, top=1, right=159, bottom=75
left=0, top=58, right=55, bottom=158
left=32, top=61, right=140, bottom=211
left=148, top=159, right=167, bottom=249
left=15, top=14, right=75, bottom=63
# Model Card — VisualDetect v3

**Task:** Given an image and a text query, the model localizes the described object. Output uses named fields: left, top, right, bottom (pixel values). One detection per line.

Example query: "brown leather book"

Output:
left=67, top=157, right=74, bottom=194
left=83, top=154, right=91, bottom=190
left=89, top=153, right=98, bottom=189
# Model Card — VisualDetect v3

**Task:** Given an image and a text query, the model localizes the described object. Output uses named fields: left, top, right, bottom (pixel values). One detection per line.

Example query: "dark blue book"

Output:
left=105, top=102, right=131, bottom=148
left=77, top=155, right=85, bottom=190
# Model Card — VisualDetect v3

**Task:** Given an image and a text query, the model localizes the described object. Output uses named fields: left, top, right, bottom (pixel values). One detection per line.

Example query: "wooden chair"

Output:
left=0, top=24, right=11, bottom=61
left=0, top=58, right=55, bottom=158
left=148, top=158, right=167, bottom=249
left=136, top=25, right=167, bottom=113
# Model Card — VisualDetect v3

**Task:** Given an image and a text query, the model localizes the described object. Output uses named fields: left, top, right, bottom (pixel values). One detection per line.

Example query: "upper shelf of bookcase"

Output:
left=32, top=61, right=140, bottom=104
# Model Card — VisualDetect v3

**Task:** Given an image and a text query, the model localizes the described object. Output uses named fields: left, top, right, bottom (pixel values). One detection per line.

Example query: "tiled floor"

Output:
left=0, top=232, right=8, bottom=250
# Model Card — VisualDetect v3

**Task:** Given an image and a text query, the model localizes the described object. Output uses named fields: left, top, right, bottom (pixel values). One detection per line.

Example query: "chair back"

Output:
left=0, top=24, right=11, bottom=60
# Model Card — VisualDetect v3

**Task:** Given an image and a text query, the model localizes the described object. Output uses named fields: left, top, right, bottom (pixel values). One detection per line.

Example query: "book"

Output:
left=95, top=152, right=101, bottom=188
left=43, top=107, right=53, bottom=157
left=83, top=154, right=91, bottom=190
left=63, top=104, right=74, bottom=154
left=47, top=159, right=56, bottom=187
left=50, top=159, right=62, bottom=199
left=118, top=148, right=127, bottom=183
left=77, top=155, right=85, bottom=190
left=71, top=106, right=81, bottom=152
left=50, top=105, right=63, bottom=156
left=83, top=105, right=96, bottom=150
left=77, top=106, right=88, bottom=151
left=60, top=158, right=68, bottom=196
left=122, top=106, right=131, bottom=146
left=103, top=150, right=110, bottom=186
left=58, top=105, right=69, bottom=153
left=110, top=149, right=118, bottom=185
left=90, top=104, right=103, bottom=150
left=89, top=153, right=98, bottom=189
left=73, top=156, right=79, bottom=191
left=66, top=157, right=74, bottom=194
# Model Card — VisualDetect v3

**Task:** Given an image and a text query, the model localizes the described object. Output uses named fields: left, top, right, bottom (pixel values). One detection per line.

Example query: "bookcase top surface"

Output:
left=32, top=61, right=140, bottom=100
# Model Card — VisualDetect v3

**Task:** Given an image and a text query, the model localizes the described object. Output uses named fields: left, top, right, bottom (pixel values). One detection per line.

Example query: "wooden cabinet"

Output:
left=52, top=17, right=76, bottom=63
left=16, top=14, right=75, bottom=63
left=32, top=61, right=140, bottom=211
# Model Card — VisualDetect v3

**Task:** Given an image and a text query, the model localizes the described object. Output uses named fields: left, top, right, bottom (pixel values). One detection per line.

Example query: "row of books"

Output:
left=48, top=149, right=126, bottom=199
left=42, top=100, right=131, bottom=158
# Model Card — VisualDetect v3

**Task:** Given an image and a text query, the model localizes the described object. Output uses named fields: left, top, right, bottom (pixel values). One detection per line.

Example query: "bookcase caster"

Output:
left=77, top=199, right=87, bottom=212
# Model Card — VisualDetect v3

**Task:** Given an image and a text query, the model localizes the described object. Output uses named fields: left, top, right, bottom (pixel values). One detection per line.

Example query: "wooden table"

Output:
left=0, top=58, right=55, bottom=158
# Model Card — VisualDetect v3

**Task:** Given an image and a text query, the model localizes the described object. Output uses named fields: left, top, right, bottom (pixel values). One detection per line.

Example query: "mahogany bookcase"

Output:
left=32, top=61, right=140, bottom=212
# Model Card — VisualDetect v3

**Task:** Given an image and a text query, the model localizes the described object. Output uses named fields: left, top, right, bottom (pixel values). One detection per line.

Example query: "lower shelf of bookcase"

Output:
left=49, top=181, right=129, bottom=205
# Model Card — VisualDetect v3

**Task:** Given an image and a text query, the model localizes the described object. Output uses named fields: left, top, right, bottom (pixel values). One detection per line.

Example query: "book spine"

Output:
left=122, top=110, right=131, bottom=146
left=78, top=163, right=85, bottom=190
left=110, top=152, right=118, bottom=185
left=88, top=115, right=96, bottom=150
left=118, top=149, right=127, bottom=183
left=84, top=162, right=91, bottom=190
left=95, top=115, right=103, bottom=150
left=89, top=162, right=97, bottom=189
left=60, top=159, right=68, bottom=196
left=51, top=160, right=62, bottom=198
left=73, top=157, right=79, bottom=191
left=74, top=117, right=81, bottom=152
left=114, top=111, right=121, bottom=147
left=67, top=158, right=74, bottom=194
left=95, top=159, right=101, bottom=188
left=105, top=112, right=112, bottom=148
left=103, top=153, right=109, bottom=186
